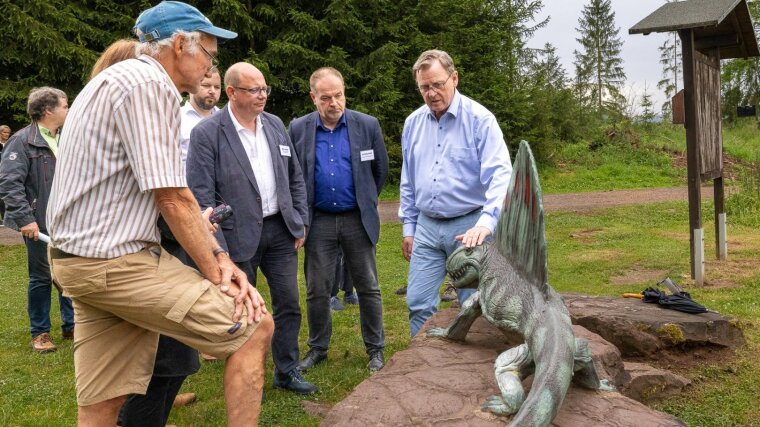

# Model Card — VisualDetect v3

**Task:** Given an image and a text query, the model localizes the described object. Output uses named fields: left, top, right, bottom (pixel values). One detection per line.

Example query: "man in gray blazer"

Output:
left=289, top=67, right=389, bottom=372
left=187, top=62, right=317, bottom=394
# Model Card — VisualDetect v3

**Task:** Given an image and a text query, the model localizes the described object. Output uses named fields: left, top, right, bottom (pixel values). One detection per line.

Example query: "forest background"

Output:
left=4, top=0, right=760, bottom=182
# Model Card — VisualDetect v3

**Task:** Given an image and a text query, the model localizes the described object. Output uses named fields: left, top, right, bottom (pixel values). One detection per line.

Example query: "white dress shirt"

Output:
left=228, top=107, right=279, bottom=217
left=179, top=102, right=219, bottom=164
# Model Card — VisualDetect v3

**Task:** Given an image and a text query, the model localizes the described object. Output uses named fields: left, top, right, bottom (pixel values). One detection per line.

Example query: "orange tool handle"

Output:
left=622, top=293, right=643, bottom=299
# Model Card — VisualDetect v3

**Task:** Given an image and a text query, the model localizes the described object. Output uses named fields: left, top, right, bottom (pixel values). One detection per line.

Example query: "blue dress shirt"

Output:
left=399, top=90, right=513, bottom=237
left=314, top=114, right=357, bottom=212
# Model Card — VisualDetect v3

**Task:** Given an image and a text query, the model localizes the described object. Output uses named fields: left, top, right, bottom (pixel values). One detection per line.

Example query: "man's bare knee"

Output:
left=78, top=395, right=127, bottom=426
left=238, top=313, right=274, bottom=355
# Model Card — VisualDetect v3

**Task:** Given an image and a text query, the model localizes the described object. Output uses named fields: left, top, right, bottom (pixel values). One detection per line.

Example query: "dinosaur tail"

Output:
left=509, top=308, right=575, bottom=427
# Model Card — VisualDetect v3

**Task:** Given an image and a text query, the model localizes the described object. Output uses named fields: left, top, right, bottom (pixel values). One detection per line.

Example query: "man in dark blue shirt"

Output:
left=289, top=67, right=389, bottom=372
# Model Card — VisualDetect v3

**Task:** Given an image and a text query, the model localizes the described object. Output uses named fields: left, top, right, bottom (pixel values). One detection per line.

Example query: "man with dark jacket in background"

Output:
left=0, top=87, right=73, bottom=353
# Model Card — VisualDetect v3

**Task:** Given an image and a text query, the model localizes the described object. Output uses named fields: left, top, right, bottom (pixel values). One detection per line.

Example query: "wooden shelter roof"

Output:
left=629, top=0, right=759, bottom=59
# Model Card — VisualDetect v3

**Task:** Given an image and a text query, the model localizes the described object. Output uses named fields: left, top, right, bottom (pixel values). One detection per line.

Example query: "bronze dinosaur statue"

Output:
left=427, top=141, right=612, bottom=427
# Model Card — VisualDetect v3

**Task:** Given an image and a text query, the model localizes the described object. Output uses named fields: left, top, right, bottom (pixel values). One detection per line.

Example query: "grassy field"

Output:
left=2, top=198, right=759, bottom=426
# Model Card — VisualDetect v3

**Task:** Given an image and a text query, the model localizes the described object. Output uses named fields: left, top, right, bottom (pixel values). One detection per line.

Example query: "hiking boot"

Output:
left=298, top=348, right=327, bottom=372
left=172, top=392, right=197, bottom=407
left=395, top=285, right=407, bottom=295
left=368, top=351, right=385, bottom=372
left=343, top=292, right=359, bottom=305
left=330, top=296, right=345, bottom=311
left=441, top=282, right=457, bottom=302
left=31, top=333, right=57, bottom=353
left=62, top=328, right=74, bottom=340
left=273, top=369, right=318, bottom=395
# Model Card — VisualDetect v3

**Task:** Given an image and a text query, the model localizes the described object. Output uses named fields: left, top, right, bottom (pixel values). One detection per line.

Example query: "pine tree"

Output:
left=639, top=83, right=656, bottom=127
left=573, top=0, right=626, bottom=115
left=656, top=1, right=681, bottom=119
left=657, top=32, right=681, bottom=119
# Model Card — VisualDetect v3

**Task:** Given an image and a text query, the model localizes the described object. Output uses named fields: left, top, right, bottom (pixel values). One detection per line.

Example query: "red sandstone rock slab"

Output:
left=321, top=308, right=685, bottom=426
left=562, top=293, right=744, bottom=356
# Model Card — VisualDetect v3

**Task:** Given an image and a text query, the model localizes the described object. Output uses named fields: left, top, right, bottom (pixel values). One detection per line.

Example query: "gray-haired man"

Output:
left=0, top=87, right=74, bottom=353
left=46, top=2, right=272, bottom=425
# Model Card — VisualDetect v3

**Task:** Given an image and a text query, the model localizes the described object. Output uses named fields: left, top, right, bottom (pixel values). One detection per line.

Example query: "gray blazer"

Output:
left=187, top=106, right=308, bottom=262
left=288, top=109, right=388, bottom=245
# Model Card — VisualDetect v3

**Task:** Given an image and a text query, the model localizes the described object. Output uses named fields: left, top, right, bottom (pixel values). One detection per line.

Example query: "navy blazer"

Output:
left=187, top=106, right=308, bottom=262
left=288, top=109, right=388, bottom=245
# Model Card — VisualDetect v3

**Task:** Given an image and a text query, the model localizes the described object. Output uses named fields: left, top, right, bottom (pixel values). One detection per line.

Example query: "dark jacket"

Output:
left=186, top=106, right=309, bottom=262
left=288, top=110, right=388, bottom=245
left=0, top=124, right=55, bottom=232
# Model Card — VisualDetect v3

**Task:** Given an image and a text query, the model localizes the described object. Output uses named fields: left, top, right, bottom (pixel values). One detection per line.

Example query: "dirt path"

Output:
left=378, top=185, right=715, bottom=224
left=0, top=186, right=715, bottom=245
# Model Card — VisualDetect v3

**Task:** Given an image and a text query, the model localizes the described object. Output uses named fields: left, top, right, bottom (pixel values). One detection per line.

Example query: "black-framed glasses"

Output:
left=234, top=86, right=272, bottom=96
left=417, top=73, right=452, bottom=93
left=199, top=44, right=219, bottom=71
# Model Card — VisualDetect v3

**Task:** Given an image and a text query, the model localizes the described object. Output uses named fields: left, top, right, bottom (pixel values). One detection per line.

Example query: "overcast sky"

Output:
left=528, top=0, right=672, bottom=112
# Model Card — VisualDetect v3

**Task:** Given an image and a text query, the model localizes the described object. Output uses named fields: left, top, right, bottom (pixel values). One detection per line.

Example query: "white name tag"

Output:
left=279, top=145, right=291, bottom=157
left=360, top=149, right=375, bottom=161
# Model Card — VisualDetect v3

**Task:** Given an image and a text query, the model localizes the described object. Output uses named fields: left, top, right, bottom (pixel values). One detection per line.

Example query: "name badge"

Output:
left=360, top=149, right=375, bottom=161
left=279, top=145, right=291, bottom=157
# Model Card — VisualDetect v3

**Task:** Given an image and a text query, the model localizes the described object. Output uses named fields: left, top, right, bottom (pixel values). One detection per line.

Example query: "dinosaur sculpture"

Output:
left=427, top=141, right=611, bottom=427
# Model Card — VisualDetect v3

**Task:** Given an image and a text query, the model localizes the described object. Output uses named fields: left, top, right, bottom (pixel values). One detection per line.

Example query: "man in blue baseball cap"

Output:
left=48, top=2, right=275, bottom=426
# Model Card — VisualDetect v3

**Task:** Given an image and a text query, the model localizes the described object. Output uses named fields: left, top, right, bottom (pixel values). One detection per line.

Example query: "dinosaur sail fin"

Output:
left=493, top=140, right=548, bottom=296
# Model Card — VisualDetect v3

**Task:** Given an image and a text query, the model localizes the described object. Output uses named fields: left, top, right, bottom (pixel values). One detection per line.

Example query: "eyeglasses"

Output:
left=234, top=86, right=272, bottom=96
left=417, top=73, right=452, bottom=93
left=198, top=44, right=219, bottom=71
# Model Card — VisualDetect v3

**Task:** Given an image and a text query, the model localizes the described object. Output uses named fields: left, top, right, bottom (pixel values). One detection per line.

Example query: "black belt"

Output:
left=49, top=247, right=80, bottom=260
left=430, top=208, right=480, bottom=221
left=263, top=212, right=282, bottom=221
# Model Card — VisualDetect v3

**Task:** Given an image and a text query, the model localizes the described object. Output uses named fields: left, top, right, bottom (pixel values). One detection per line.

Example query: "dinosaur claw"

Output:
left=426, top=327, right=450, bottom=338
left=481, top=395, right=519, bottom=416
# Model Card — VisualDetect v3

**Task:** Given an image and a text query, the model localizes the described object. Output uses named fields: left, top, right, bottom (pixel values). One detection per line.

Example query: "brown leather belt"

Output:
left=49, top=247, right=79, bottom=260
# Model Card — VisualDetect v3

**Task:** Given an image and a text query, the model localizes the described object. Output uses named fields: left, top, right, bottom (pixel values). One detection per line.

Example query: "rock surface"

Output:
left=620, top=362, right=691, bottom=403
left=562, top=293, right=744, bottom=356
left=320, top=308, right=685, bottom=427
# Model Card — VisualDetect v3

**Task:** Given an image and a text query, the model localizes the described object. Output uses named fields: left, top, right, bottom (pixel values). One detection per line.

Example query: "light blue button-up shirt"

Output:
left=399, top=90, right=512, bottom=237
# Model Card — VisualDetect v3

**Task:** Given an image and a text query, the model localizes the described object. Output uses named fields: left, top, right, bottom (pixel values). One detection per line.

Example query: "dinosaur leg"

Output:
left=482, top=343, right=534, bottom=416
left=426, top=291, right=481, bottom=341
left=571, top=337, right=615, bottom=391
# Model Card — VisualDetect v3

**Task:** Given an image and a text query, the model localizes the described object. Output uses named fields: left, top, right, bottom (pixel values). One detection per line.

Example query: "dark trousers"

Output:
left=236, top=213, right=302, bottom=375
left=24, top=237, right=73, bottom=337
left=304, top=210, right=384, bottom=354
left=331, top=249, right=354, bottom=297
left=118, top=238, right=200, bottom=427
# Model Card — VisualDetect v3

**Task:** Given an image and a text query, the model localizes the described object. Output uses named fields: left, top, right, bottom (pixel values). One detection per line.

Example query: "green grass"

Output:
left=2, top=202, right=760, bottom=425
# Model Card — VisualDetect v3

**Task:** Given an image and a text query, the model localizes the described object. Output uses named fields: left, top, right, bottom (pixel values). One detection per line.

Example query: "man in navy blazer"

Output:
left=187, top=62, right=317, bottom=395
left=289, top=67, right=388, bottom=373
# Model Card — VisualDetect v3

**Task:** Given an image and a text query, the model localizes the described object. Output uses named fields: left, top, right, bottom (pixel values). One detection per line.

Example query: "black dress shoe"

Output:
left=273, top=369, right=318, bottom=395
left=297, top=349, right=327, bottom=372
left=368, top=351, right=384, bottom=372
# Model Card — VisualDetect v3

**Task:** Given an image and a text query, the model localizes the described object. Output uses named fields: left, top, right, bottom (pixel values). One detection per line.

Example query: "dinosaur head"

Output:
left=446, top=245, right=484, bottom=289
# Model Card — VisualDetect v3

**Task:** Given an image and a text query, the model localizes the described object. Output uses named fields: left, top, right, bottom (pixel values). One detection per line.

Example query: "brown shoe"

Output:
left=31, top=333, right=57, bottom=353
left=173, top=392, right=197, bottom=407
left=62, top=329, right=74, bottom=340
left=201, top=352, right=218, bottom=362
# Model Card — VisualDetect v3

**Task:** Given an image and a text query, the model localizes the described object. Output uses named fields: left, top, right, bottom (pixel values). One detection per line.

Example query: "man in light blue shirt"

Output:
left=399, top=50, right=512, bottom=337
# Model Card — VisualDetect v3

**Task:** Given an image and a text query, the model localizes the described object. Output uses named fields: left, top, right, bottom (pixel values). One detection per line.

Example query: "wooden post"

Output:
left=715, top=176, right=727, bottom=260
left=680, top=29, right=705, bottom=285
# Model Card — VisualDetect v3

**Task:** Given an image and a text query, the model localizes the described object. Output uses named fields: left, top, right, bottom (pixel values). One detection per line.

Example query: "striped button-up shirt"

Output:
left=47, top=55, right=185, bottom=258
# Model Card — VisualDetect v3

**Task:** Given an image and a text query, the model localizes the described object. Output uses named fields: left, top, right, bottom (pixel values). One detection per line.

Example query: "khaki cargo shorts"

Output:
left=49, top=245, right=259, bottom=406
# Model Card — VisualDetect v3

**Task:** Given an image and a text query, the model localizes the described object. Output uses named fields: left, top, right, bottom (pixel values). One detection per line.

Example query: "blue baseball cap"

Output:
left=134, top=1, right=237, bottom=43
